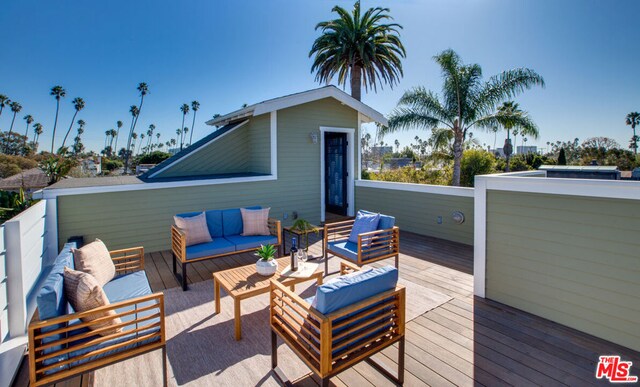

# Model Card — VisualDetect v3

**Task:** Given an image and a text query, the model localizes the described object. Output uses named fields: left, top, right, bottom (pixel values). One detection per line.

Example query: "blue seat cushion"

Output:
left=314, top=266, right=398, bottom=314
left=361, top=210, right=395, bottom=230
left=185, top=238, right=235, bottom=260
left=221, top=206, right=261, bottom=237
left=103, top=271, right=152, bottom=303
left=225, top=235, right=278, bottom=251
left=327, top=240, right=358, bottom=262
left=175, top=210, right=223, bottom=238
left=348, top=211, right=380, bottom=243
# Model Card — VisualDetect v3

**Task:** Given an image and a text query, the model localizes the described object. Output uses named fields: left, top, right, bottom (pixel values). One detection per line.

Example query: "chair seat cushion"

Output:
left=225, top=234, right=278, bottom=251
left=103, top=270, right=153, bottom=303
left=327, top=240, right=359, bottom=262
left=185, top=238, right=236, bottom=260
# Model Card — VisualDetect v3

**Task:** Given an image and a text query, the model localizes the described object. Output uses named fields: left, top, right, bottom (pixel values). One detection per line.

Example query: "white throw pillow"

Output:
left=174, top=212, right=213, bottom=246
left=240, top=207, right=271, bottom=236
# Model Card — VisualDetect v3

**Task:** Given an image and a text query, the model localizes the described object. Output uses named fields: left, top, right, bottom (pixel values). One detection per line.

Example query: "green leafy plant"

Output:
left=39, top=155, right=77, bottom=185
left=255, top=244, right=277, bottom=261
left=291, top=219, right=319, bottom=251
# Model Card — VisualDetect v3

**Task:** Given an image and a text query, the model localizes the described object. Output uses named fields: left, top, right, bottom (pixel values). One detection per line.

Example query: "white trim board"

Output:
left=320, top=127, right=355, bottom=222
left=33, top=175, right=277, bottom=200
left=270, top=111, right=278, bottom=178
left=147, top=120, right=249, bottom=179
left=356, top=180, right=475, bottom=197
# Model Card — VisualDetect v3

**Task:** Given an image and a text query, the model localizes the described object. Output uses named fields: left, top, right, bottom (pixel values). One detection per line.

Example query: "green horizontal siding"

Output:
left=355, top=185, right=474, bottom=245
left=485, top=190, right=640, bottom=352
left=247, top=114, right=271, bottom=174
left=57, top=97, right=359, bottom=253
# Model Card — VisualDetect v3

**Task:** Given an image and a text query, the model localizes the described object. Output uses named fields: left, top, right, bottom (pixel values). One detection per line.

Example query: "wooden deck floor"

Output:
left=16, top=231, right=640, bottom=386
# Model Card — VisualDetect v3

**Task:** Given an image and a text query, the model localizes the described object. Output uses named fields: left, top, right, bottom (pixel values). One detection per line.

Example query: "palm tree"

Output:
left=50, top=85, right=66, bottom=153
left=386, top=49, right=544, bottom=186
left=183, top=127, right=189, bottom=147
left=156, top=132, right=161, bottom=146
left=179, top=104, right=189, bottom=150
left=309, top=1, right=406, bottom=101
left=6, top=101, right=22, bottom=152
left=23, top=114, right=34, bottom=146
left=60, top=97, right=85, bottom=151
left=626, top=112, right=640, bottom=155
left=123, top=105, right=139, bottom=171
left=33, top=123, right=43, bottom=151
left=189, top=101, right=200, bottom=145
left=124, top=83, right=148, bottom=173
left=175, top=128, right=182, bottom=149
left=131, top=132, right=138, bottom=155
left=0, top=95, right=9, bottom=118
left=496, top=102, right=538, bottom=171
left=114, top=120, right=123, bottom=151
left=104, top=129, right=111, bottom=150
left=394, top=139, right=400, bottom=152
left=146, top=124, right=155, bottom=154
left=137, top=133, right=145, bottom=155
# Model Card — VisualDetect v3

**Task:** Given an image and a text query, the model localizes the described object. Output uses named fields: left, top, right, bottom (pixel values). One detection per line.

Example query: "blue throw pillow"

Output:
left=348, top=211, right=380, bottom=244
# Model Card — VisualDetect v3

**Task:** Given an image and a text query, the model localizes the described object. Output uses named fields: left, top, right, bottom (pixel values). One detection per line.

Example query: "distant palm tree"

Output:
left=0, top=95, right=10, bottom=118
left=183, top=127, right=189, bottom=147
left=626, top=112, right=640, bottom=155
left=189, top=101, right=200, bottom=145
left=394, top=139, right=400, bottom=152
left=386, top=49, right=544, bottom=186
left=6, top=101, right=23, bottom=152
left=138, top=133, right=145, bottom=155
left=114, top=120, right=123, bottom=151
left=105, top=129, right=111, bottom=150
left=23, top=114, right=34, bottom=143
left=33, top=123, right=43, bottom=150
left=60, top=97, right=85, bottom=151
left=131, top=132, right=138, bottom=155
left=124, top=83, right=148, bottom=172
left=156, top=132, right=161, bottom=146
left=309, top=1, right=406, bottom=101
left=179, top=104, right=189, bottom=150
left=124, top=105, right=139, bottom=171
left=146, top=124, right=155, bottom=154
left=50, top=85, right=66, bottom=153
left=496, top=102, right=538, bottom=171
left=175, top=128, right=182, bottom=149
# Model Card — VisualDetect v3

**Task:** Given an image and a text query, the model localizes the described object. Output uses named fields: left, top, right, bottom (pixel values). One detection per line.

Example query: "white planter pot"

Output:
left=256, top=258, right=277, bottom=276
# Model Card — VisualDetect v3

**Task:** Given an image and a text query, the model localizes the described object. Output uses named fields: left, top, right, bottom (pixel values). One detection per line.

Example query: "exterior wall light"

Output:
left=309, top=132, right=319, bottom=144
left=452, top=211, right=465, bottom=224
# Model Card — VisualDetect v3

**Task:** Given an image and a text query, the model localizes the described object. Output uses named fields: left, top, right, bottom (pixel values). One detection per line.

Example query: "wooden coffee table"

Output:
left=213, top=257, right=323, bottom=340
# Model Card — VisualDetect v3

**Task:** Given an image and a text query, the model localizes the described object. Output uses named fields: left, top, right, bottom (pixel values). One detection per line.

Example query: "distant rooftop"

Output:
left=0, top=168, right=49, bottom=191
left=539, top=165, right=619, bottom=172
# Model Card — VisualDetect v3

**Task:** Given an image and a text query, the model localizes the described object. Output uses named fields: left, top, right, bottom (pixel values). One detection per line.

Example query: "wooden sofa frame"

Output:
left=270, top=261, right=406, bottom=386
left=323, top=219, right=400, bottom=274
left=171, top=218, right=282, bottom=290
left=28, top=247, right=167, bottom=387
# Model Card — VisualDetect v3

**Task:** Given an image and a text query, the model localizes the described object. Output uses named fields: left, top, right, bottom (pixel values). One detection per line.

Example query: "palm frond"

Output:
left=473, top=68, right=545, bottom=115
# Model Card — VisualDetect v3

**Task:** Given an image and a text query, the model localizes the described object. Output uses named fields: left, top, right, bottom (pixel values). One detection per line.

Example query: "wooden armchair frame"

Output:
left=323, top=219, right=400, bottom=274
left=171, top=218, right=282, bottom=290
left=270, top=261, right=405, bottom=386
left=28, top=247, right=167, bottom=387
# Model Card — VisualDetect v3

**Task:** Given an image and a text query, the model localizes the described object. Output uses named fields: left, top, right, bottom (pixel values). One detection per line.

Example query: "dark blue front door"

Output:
left=325, top=132, right=348, bottom=215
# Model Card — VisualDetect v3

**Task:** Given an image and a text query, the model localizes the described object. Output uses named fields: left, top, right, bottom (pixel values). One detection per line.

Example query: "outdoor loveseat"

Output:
left=323, top=210, right=400, bottom=274
left=28, top=243, right=166, bottom=387
left=270, top=261, right=406, bottom=386
left=172, top=206, right=282, bottom=290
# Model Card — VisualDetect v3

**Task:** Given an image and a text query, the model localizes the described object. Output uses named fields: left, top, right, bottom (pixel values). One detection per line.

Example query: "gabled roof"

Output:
left=140, top=120, right=249, bottom=180
left=0, top=168, right=48, bottom=190
left=205, top=85, right=388, bottom=127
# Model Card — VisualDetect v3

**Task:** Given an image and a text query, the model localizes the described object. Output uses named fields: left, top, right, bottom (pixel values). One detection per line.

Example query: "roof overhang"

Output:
left=205, top=86, right=388, bottom=127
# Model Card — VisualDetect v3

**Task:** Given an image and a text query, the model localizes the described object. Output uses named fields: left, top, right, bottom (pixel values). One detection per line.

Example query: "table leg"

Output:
left=234, top=298, right=242, bottom=341
left=316, top=275, right=323, bottom=285
left=214, top=278, right=220, bottom=314
left=289, top=284, right=295, bottom=292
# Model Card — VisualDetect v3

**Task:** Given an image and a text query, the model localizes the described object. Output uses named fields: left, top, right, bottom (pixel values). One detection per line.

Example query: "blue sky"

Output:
left=1, top=0, right=639, bottom=154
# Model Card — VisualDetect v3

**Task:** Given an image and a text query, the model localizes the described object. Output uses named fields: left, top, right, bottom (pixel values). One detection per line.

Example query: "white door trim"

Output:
left=320, top=127, right=355, bottom=222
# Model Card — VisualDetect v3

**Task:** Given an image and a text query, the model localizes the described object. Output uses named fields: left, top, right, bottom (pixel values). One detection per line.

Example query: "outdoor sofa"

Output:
left=270, top=260, right=406, bottom=386
left=28, top=243, right=166, bottom=387
left=323, top=210, right=400, bottom=274
left=171, top=206, right=282, bottom=290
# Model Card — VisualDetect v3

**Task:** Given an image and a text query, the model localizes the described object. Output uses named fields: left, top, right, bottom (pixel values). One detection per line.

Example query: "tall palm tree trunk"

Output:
left=451, top=130, right=463, bottom=186
left=180, top=115, right=186, bottom=150
left=60, top=111, right=79, bottom=150
left=633, top=125, right=637, bottom=155
left=189, top=111, right=198, bottom=145
left=51, top=100, right=60, bottom=153
left=6, top=112, right=18, bottom=151
left=350, top=65, right=362, bottom=101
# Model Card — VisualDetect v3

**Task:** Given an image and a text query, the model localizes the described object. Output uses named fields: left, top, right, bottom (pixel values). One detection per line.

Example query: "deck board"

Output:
left=13, top=230, right=639, bottom=386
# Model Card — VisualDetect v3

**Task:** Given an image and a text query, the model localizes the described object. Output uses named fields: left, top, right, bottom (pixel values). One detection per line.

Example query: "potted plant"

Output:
left=255, top=244, right=278, bottom=276
left=290, top=219, right=319, bottom=252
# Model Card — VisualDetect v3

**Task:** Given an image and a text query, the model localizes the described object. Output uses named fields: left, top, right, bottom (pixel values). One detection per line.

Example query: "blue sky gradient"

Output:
left=1, top=0, right=638, bottom=153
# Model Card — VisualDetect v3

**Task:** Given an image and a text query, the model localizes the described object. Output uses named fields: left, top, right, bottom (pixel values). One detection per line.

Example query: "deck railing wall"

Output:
left=474, top=172, right=640, bottom=352
left=355, top=180, right=475, bottom=245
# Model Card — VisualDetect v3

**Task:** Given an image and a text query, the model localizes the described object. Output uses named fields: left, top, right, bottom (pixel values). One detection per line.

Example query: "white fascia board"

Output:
left=355, top=179, right=475, bottom=198
left=35, top=174, right=277, bottom=200
left=205, top=109, right=254, bottom=126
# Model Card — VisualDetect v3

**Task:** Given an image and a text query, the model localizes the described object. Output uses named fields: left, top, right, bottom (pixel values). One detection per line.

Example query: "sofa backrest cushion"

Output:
left=361, top=210, right=395, bottom=230
left=175, top=210, right=224, bottom=238
left=222, top=206, right=261, bottom=236
left=37, top=243, right=76, bottom=321
left=314, top=266, right=398, bottom=314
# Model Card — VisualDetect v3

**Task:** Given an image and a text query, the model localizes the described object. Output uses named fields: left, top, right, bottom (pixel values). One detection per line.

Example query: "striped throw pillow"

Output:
left=240, top=207, right=271, bottom=236
left=63, top=267, right=122, bottom=336
left=174, top=212, right=213, bottom=246
left=72, top=239, right=116, bottom=287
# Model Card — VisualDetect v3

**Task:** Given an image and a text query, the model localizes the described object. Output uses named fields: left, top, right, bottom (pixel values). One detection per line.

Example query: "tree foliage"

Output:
left=460, top=149, right=496, bottom=187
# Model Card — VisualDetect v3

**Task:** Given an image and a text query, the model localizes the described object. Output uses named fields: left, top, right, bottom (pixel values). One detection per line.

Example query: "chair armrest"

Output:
left=340, top=261, right=361, bottom=275
left=28, top=292, right=165, bottom=386
left=357, top=226, right=400, bottom=262
left=323, top=219, right=355, bottom=243
left=171, top=225, right=187, bottom=263
left=268, top=218, right=282, bottom=245
left=110, top=246, right=144, bottom=274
